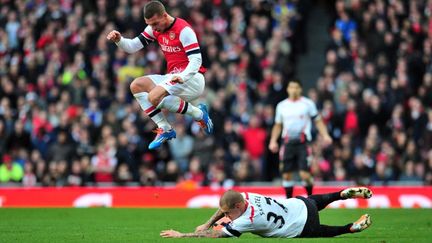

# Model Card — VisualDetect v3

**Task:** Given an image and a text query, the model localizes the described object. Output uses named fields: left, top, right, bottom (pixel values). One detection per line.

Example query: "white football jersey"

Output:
left=221, top=192, right=307, bottom=238
left=275, top=96, right=319, bottom=142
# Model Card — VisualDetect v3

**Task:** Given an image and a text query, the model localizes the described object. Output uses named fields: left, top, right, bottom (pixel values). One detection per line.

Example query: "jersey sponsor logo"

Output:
left=160, top=44, right=182, bottom=52
left=162, top=37, right=169, bottom=44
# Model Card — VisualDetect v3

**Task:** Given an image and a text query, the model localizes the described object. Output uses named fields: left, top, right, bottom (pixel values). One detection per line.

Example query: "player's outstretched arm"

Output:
left=160, top=229, right=229, bottom=238
left=195, top=208, right=224, bottom=232
left=106, top=30, right=144, bottom=54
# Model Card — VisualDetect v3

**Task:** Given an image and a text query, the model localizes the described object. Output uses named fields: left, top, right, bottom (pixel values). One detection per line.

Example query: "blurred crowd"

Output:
left=0, top=0, right=431, bottom=187
left=313, top=0, right=432, bottom=185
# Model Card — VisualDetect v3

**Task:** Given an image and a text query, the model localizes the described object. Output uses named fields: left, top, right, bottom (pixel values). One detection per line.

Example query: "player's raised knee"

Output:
left=130, top=77, right=153, bottom=94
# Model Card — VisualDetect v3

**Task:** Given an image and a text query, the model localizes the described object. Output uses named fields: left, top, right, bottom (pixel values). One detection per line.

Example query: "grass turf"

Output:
left=0, top=208, right=430, bottom=242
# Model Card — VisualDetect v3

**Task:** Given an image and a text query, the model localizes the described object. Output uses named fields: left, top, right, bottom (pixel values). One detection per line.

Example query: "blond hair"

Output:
left=219, top=190, right=244, bottom=209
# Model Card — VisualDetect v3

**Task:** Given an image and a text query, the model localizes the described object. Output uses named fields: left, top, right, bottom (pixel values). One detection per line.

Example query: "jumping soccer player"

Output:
left=107, top=0, right=213, bottom=150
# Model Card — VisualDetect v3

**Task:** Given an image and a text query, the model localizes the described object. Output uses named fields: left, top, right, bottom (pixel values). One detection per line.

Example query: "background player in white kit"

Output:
left=269, top=79, right=332, bottom=198
left=160, top=187, right=373, bottom=238
left=107, top=1, right=213, bottom=150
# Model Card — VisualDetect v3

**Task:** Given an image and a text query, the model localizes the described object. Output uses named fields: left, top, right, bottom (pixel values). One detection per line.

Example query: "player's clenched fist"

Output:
left=106, top=30, right=121, bottom=43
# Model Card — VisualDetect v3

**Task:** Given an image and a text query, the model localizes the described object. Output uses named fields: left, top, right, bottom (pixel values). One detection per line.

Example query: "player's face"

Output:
left=145, top=13, right=168, bottom=32
left=287, top=82, right=302, bottom=99
left=221, top=205, right=243, bottom=221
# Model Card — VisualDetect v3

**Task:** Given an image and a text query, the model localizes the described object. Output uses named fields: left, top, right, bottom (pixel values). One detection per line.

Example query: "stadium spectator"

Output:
left=0, top=154, right=24, bottom=183
left=168, top=123, right=194, bottom=172
left=91, top=141, right=118, bottom=183
left=67, top=158, right=84, bottom=187
left=191, top=129, right=215, bottom=170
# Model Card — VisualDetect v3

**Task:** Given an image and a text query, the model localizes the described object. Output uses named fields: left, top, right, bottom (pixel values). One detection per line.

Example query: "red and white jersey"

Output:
left=222, top=192, right=307, bottom=238
left=141, top=18, right=206, bottom=74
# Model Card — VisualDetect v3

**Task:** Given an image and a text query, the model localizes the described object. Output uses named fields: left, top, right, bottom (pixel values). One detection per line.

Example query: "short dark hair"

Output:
left=288, top=79, right=302, bottom=87
left=144, top=1, right=166, bottom=19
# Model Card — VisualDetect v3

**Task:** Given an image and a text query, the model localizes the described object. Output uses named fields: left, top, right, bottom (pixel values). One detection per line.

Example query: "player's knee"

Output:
left=282, top=173, right=293, bottom=180
left=130, top=77, right=153, bottom=94
left=148, top=92, right=162, bottom=107
left=130, top=79, right=141, bottom=94
left=299, top=171, right=312, bottom=180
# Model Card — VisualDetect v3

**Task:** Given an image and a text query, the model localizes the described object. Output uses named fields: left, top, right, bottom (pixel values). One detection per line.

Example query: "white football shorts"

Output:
left=147, top=72, right=205, bottom=102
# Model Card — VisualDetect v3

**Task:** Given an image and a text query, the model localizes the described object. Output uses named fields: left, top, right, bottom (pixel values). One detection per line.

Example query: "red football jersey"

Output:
left=141, top=18, right=206, bottom=74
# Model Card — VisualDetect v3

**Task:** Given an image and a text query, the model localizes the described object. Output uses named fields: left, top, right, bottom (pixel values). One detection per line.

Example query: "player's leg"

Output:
left=315, top=224, right=352, bottom=237
left=130, top=76, right=175, bottom=150
left=316, top=214, right=372, bottom=237
left=298, top=144, right=313, bottom=196
left=282, top=172, right=294, bottom=198
left=155, top=72, right=213, bottom=134
left=296, top=196, right=320, bottom=237
left=280, top=143, right=296, bottom=198
left=150, top=89, right=202, bottom=121
left=307, top=191, right=343, bottom=211
left=132, top=79, right=170, bottom=129
left=298, top=196, right=372, bottom=237
left=308, top=187, right=373, bottom=211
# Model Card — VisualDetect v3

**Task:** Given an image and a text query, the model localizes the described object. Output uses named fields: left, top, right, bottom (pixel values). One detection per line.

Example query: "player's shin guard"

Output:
left=282, top=180, right=295, bottom=198
left=134, top=92, right=171, bottom=130
left=157, top=95, right=202, bottom=120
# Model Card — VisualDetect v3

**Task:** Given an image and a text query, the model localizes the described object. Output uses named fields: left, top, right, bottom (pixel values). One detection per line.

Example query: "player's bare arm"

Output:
left=269, top=123, right=282, bottom=153
left=314, top=116, right=333, bottom=145
left=195, top=208, right=224, bottom=232
left=160, top=229, right=229, bottom=238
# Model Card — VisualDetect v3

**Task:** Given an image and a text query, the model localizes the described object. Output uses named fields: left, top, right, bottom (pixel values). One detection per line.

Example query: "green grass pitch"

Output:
left=0, top=208, right=430, bottom=242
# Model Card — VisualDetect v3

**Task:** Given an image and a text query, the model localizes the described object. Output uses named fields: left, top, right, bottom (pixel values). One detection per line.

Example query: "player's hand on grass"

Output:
left=160, top=229, right=182, bottom=238
left=195, top=223, right=209, bottom=232
left=269, top=141, right=279, bottom=153
left=106, top=30, right=121, bottom=43
left=171, top=76, right=184, bottom=84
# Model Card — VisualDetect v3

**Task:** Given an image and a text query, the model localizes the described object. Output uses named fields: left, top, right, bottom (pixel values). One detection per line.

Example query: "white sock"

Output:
left=282, top=180, right=295, bottom=187
left=157, top=95, right=203, bottom=120
left=133, top=92, right=171, bottom=130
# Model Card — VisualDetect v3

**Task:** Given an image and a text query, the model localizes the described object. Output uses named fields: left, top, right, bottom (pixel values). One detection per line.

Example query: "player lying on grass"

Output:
left=160, top=187, right=373, bottom=238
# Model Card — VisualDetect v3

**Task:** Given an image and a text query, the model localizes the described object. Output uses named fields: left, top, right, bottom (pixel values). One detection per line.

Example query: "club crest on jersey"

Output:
left=169, top=32, right=175, bottom=40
